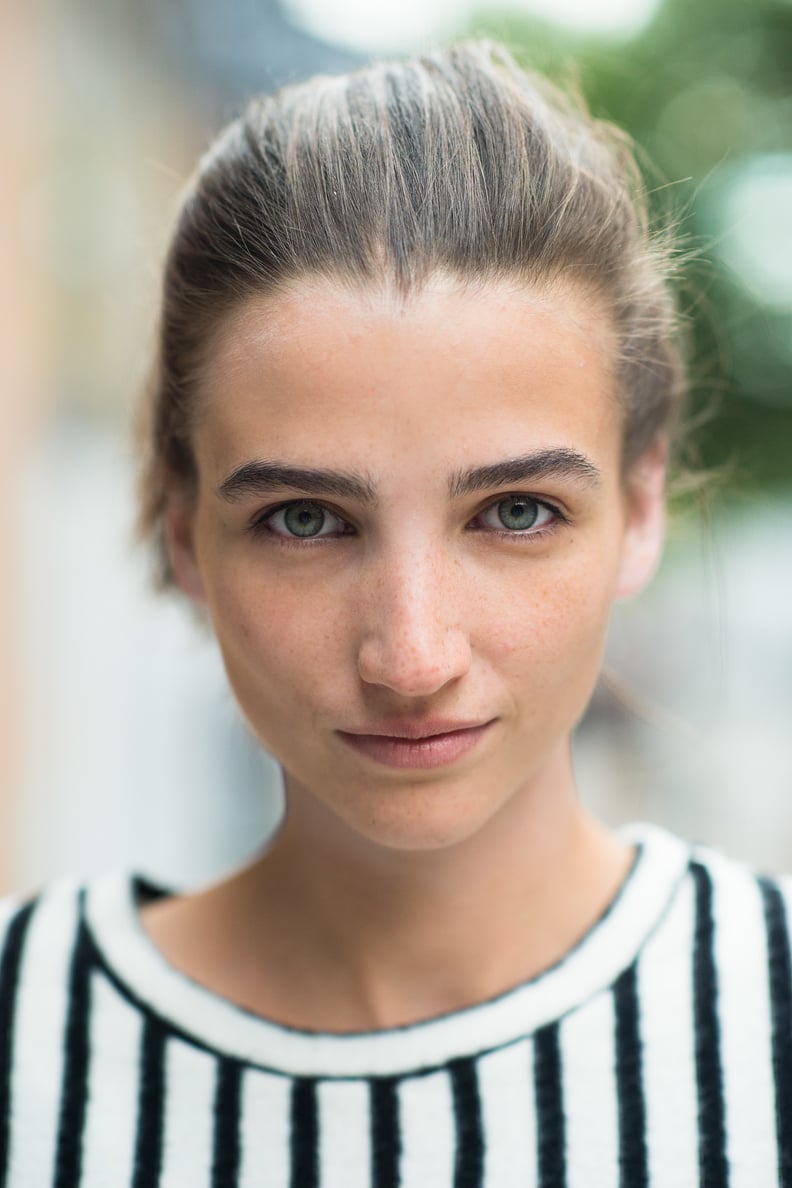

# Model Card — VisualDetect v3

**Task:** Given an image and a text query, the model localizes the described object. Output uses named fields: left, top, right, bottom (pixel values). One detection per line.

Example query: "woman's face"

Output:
left=168, top=278, right=665, bottom=852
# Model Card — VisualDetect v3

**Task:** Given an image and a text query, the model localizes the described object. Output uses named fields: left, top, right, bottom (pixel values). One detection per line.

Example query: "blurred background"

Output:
left=1, top=0, right=790, bottom=895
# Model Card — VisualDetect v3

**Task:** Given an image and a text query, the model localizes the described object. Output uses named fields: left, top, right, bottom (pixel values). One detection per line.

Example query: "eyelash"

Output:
left=247, top=495, right=568, bottom=545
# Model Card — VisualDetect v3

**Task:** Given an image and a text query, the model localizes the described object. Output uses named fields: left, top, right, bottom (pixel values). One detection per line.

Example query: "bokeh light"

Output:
left=284, top=0, right=662, bottom=52
left=713, top=154, right=792, bottom=309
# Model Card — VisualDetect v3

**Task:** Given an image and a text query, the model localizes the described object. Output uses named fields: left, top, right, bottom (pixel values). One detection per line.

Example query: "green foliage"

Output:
left=465, top=0, right=792, bottom=490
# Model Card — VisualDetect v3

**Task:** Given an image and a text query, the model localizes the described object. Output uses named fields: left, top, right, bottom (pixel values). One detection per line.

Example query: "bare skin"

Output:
left=143, top=277, right=665, bottom=1033
left=144, top=751, right=631, bottom=1031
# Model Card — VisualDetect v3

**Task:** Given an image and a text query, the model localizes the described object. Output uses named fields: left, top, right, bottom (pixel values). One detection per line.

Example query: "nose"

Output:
left=356, top=548, right=473, bottom=697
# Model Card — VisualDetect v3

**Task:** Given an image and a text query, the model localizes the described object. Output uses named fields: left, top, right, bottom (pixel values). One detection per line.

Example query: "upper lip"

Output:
left=338, top=719, right=492, bottom=740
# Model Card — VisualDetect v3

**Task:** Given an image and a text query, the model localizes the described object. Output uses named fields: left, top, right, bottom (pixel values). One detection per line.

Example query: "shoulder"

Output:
left=0, top=876, right=142, bottom=1006
left=686, top=838, right=792, bottom=925
left=618, top=825, right=792, bottom=994
left=674, top=839, right=792, bottom=991
left=0, top=882, right=93, bottom=1039
left=0, top=877, right=147, bottom=1186
left=0, top=879, right=84, bottom=972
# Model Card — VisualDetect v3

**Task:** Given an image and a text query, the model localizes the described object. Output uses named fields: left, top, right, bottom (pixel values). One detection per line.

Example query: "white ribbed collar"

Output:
left=84, top=822, right=691, bottom=1078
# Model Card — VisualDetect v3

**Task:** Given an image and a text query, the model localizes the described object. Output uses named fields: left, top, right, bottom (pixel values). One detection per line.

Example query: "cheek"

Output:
left=480, top=541, right=616, bottom=643
left=204, top=563, right=349, bottom=702
left=474, top=553, right=617, bottom=697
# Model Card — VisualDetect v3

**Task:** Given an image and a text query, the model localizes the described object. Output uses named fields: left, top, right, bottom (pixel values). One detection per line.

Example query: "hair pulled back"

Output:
left=139, top=41, right=685, bottom=588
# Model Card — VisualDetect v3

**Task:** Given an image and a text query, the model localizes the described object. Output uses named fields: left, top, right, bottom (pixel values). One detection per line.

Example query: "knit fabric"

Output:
left=0, top=823, right=790, bottom=1187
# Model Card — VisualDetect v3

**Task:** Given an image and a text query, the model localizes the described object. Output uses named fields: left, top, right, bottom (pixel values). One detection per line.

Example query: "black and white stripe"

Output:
left=449, top=1057, right=484, bottom=1188
left=760, top=877, right=792, bottom=1186
left=0, top=827, right=791, bottom=1186
left=290, top=1077, right=318, bottom=1188
left=80, top=971, right=142, bottom=1186
left=690, top=861, right=728, bottom=1186
left=212, top=1060, right=243, bottom=1186
left=613, top=965, right=648, bottom=1188
left=55, top=904, right=93, bottom=1188
left=710, top=853, right=778, bottom=1186
left=0, top=899, right=34, bottom=1187
left=534, top=1023, right=566, bottom=1188
left=370, top=1076, right=401, bottom=1188
left=2, top=882, right=81, bottom=1186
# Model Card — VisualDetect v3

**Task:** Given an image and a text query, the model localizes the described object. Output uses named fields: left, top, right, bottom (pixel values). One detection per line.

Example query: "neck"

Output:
left=222, top=747, right=631, bottom=1029
left=142, top=746, right=632, bottom=1032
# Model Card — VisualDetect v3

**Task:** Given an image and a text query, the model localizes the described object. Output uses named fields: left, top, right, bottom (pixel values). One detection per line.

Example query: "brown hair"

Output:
left=139, top=40, right=685, bottom=587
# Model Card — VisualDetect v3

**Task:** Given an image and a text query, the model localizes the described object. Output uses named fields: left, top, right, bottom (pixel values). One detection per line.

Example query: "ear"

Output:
left=615, top=438, right=668, bottom=600
left=163, top=482, right=206, bottom=604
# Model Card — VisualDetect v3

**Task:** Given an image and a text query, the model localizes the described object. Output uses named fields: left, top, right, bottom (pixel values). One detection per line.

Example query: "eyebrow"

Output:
left=218, top=447, right=601, bottom=505
left=218, top=461, right=376, bottom=503
left=448, top=449, right=602, bottom=497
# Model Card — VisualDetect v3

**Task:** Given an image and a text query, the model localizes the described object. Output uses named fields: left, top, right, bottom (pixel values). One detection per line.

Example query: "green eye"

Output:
left=283, top=502, right=327, bottom=537
left=496, top=496, right=539, bottom=530
left=261, top=500, right=348, bottom=539
left=477, top=495, right=556, bottom=534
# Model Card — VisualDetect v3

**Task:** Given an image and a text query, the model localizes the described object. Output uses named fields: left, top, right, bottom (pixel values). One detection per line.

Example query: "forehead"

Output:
left=195, top=277, right=621, bottom=482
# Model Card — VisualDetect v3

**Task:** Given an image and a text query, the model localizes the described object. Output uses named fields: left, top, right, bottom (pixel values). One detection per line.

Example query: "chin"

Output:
left=334, top=784, right=507, bottom=854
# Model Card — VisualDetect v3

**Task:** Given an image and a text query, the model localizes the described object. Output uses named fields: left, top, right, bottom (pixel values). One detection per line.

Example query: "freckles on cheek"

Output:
left=209, top=571, right=342, bottom=667
left=478, top=571, right=612, bottom=666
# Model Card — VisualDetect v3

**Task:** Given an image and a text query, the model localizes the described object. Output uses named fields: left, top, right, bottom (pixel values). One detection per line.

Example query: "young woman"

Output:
left=1, top=41, right=789, bottom=1188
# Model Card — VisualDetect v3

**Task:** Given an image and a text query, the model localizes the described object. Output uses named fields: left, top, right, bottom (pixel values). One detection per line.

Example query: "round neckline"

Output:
left=84, top=822, right=691, bottom=1078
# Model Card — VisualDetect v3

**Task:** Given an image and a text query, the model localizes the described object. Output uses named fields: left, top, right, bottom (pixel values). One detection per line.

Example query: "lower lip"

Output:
left=337, top=723, right=494, bottom=770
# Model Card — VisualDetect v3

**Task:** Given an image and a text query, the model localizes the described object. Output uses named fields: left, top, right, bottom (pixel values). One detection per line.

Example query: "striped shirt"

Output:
left=0, top=823, right=791, bottom=1187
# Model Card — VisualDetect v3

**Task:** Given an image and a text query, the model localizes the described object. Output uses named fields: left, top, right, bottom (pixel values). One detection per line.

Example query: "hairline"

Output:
left=189, top=267, right=621, bottom=435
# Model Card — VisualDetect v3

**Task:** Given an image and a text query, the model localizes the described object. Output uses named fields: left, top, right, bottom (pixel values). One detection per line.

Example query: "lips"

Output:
left=336, top=719, right=495, bottom=769
left=343, top=718, right=488, bottom=740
